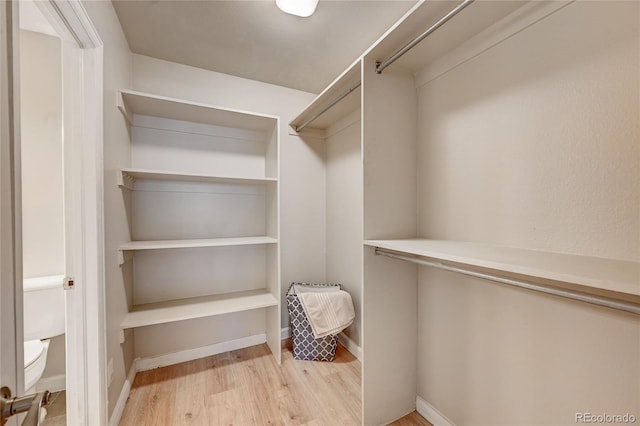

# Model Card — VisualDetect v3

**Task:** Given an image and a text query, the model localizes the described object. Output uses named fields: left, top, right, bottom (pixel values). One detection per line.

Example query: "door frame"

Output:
left=2, top=0, right=106, bottom=424
left=42, top=1, right=106, bottom=424
left=0, top=5, right=24, bottom=426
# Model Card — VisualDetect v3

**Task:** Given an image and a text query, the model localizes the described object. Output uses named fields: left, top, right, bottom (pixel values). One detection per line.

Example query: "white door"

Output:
left=2, top=0, right=106, bottom=424
left=1, top=5, right=23, bottom=425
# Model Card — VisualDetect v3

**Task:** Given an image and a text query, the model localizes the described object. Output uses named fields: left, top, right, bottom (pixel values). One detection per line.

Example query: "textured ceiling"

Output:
left=112, top=0, right=417, bottom=93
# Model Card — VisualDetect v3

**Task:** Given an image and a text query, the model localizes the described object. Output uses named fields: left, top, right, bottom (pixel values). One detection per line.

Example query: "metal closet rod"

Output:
left=294, top=0, right=474, bottom=131
left=374, top=248, right=640, bottom=316
left=294, top=82, right=361, bottom=133
left=376, top=0, right=475, bottom=74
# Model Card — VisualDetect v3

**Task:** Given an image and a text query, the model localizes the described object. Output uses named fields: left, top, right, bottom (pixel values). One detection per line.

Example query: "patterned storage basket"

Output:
left=287, top=282, right=341, bottom=361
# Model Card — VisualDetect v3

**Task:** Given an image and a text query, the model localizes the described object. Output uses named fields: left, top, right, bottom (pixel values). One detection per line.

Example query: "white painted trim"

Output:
left=136, top=333, right=267, bottom=371
left=108, top=364, right=137, bottom=426
left=1, top=1, right=24, bottom=408
left=34, top=374, right=66, bottom=393
left=338, top=332, right=362, bottom=361
left=281, top=327, right=290, bottom=339
left=43, top=1, right=106, bottom=425
left=416, top=396, right=456, bottom=426
left=414, top=0, right=573, bottom=89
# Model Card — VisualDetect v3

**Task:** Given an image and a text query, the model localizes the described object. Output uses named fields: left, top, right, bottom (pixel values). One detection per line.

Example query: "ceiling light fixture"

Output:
left=276, top=0, right=319, bottom=17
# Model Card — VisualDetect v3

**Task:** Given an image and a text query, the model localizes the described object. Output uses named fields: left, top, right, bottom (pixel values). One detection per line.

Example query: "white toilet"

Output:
left=23, top=275, right=65, bottom=393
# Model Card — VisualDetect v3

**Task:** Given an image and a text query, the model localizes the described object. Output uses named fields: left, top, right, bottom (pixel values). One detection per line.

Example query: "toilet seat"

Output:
left=24, top=339, right=49, bottom=393
left=24, top=340, right=45, bottom=368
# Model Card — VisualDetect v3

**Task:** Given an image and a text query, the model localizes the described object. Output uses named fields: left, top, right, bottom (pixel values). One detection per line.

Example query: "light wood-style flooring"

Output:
left=119, top=341, right=431, bottom=426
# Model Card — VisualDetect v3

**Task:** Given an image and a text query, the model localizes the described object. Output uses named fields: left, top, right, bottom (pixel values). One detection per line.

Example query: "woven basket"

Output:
left=286, top=282, right=341, bottom=361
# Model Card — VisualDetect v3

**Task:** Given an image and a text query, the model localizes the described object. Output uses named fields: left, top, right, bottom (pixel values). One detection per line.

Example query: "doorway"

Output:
left=19, top=3, right=66, bottom=423
left=1, top=1, right=105, bottom=424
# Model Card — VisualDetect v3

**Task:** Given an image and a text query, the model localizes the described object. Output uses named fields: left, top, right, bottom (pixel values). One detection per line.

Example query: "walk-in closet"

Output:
left=4, top=0, right=635, bottom=425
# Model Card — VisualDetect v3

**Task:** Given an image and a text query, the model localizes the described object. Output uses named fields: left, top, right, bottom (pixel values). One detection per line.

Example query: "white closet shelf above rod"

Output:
left=373, top=247, right=640, bottom=316
left=375, top=0, right=475, bottom=74
left=290, top=59, right=361, bottom=133
left=294, top=82, right=361, bottom=133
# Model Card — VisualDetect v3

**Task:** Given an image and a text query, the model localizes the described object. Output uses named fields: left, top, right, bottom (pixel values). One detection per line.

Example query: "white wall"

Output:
left=415, top=1, right=639, bottom=424
left=417, top=2, right=639, bottom=261
left=82, top=1, right=134, bottom=419
left=19, top=29, right=66, bottom=383
left=19, top=30, right=64, bottom=279
left=130, top=54, right=325, bottom=349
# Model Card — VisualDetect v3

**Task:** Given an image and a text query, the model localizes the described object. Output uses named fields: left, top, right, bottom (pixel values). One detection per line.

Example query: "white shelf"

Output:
left=364, top=1, right=530, bottom=74
left=117, top=90, right=277, bottom=132
left=120, top=236, right=278, bottom=252
left=289, top=60, right=361, bottom=133
left=121, top=289, right=278, bottom=329
left=365, top=239, right=640, bottom=298
left=118, top=168, right=276, bottom=190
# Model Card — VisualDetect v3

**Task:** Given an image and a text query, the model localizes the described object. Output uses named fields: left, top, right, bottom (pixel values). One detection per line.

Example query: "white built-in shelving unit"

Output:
left=291, top=0, right=640, bottom=424
left=117, top=89, right=281, bottom=363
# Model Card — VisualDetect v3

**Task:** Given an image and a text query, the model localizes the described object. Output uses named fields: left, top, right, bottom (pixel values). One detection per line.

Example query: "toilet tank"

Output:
left=23, top=275, right=65, bottom=341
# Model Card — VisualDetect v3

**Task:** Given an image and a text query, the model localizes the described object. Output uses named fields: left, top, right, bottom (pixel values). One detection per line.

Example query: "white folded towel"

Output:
left=297, top=290, right=355, bottom=338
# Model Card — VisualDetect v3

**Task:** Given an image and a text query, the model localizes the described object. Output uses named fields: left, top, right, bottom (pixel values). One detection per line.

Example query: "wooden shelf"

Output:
left=365, top=239, right=640, bottom=298
left=364, top=1, right=531, bottom=74
left=117, top=90, right=277, bottom=132
left=120, top=236, right=278, bottom=252
left=121, top=289, right=278, bottom=329
left=289, top=60, right=361, bottom=133
left=118, top=168, right=276, bottom=190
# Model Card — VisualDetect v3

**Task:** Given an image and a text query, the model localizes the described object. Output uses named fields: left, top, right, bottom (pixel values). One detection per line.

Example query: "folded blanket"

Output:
left=297, top=290, right=355, bottom=338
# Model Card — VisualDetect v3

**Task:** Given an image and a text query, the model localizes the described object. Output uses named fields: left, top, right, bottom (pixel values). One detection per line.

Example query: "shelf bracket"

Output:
left=118, top=328, right=132, bottom=344
left=118, top=250, right=134, bottom=266
left=116, top=92, right=133, bottom=126
left=117, top=171, right=135, bottom=191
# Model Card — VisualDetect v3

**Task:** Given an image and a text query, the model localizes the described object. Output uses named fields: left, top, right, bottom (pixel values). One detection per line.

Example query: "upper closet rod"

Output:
left=294, top=82, right=361, bottom=132
left=374, top=248, right=640, bottom=316
left=376, top=0, right=475, bottom=74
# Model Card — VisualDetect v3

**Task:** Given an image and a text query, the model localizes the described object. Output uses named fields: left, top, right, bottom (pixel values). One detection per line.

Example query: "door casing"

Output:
left=1, top=1, right=106, bottom=424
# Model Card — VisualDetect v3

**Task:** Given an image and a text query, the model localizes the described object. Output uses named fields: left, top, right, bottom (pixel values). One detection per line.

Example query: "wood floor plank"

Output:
left=389, top=411, right=433, bottom=426
left=144, top=363, right=178, bottom=425
left=119, top=341, right=362, bottom=426
left=275, top=350, right=318, bottom=425
left=172, top=358, right=209, bottom=425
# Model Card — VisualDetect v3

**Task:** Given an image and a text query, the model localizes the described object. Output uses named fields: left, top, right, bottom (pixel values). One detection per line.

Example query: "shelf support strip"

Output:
left=374, top=247, right=640, bottom=316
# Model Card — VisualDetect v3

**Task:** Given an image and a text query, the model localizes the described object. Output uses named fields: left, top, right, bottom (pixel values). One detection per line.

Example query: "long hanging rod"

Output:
left=294, top=82, right=361, bottom=133
left=374, top=248, right=640, bottom=316
left=376, top=0, right=475, bottom=74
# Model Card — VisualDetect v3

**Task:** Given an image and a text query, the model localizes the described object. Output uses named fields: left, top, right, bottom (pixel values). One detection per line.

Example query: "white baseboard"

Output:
left=35, top=374, right=66, bottom=393
left=416, top=396, right=456, bottom=426
left=108, top=364, right=136, bottom=426
left=338, top=332, right=362, bottom=361
left=281, top=327, right=290, bottom=339
left=136, top=333, right=267, bottom=372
